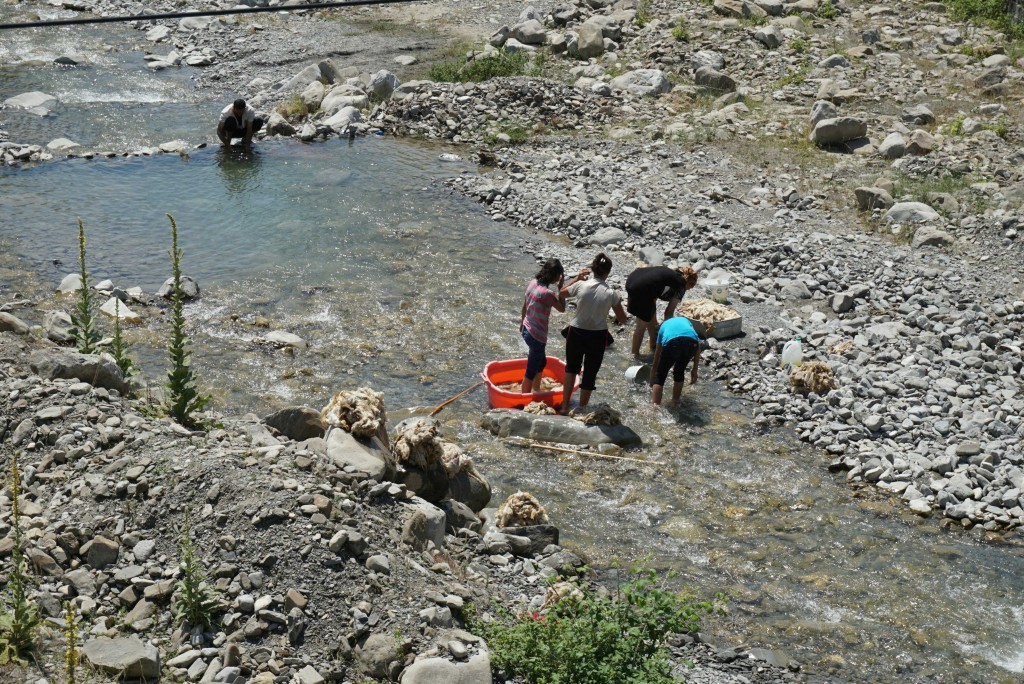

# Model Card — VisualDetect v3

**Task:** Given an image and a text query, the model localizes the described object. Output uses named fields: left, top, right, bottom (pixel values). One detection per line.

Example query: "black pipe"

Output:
left=0, top=0, right=424, bottom=30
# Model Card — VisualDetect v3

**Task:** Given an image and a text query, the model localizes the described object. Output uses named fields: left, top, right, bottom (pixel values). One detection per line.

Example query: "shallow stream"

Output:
left=3, top=15, right=1024, bottom=684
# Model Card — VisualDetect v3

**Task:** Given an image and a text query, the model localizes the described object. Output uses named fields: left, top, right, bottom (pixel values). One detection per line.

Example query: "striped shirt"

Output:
left=522, top=279, right=558, bottom=344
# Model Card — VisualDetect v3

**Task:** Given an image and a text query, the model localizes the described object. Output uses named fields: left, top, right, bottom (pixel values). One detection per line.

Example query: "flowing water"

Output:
left=4, top=16, right=1024, bottom=684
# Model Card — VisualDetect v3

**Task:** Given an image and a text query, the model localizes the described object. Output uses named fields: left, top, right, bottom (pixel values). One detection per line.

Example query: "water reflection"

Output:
left=215, top=145, right=264, bottom=195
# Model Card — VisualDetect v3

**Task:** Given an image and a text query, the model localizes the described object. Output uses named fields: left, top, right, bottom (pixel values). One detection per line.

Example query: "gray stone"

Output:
left=133, top=540, right=156, bottom=562
left=47, top=137, right=80, bottom=151
left=442, top=499, right=481, bottom=532
left=691, top=50, right=726, bottom=71
left=754, top=25, right=783, bottom=49
left=901, top=104, right=935, bottom=125
left=854, top=186, right=893, bottom=211
left=85, top=535, right=119, bottom=568
left=912, top=227, right=955, bottom=249
left=906, top=129, right=935, bottom=155
left=809, top=100, right=838, bottom=128
left=818, top=54, right=850, bottom=68
left=449, top=464, right=491, bottom=512
left=512, top=19, right=547, bottom=45
left=694, top=66, right=736, bottom=92
left=886, top=202, right=939, bottom=223
left=321, top=85, right=370, bottom=116
left=499, top=524, right=559, bottom=554
left=295, top=665, right=325, bottom=684
left=264, top=330, right=308, bottom=349
left=400, top=651, right=492, bottom=683
left=263, top=406, right=325, bottom=442
left=877, top=132, right=906, bottom=159
left=356, top=633, right=400, bottom=680
left=367, top=70, right=400, bottom=100
left=326, top=428, right=395, bottom=481
left=810, top=117, right=868, bottom=145
left=481, top=409, right=643, bottom=448
left=577, top=21, right=606, bottom=58
left=57, top=273, right=83, bottom=293
left=64, top=568, right=97, bottom=596
left=266, top=112, right=296, bottom=136
left=589, top=226, right=627, bottom=246
left=830, top=293, right=855, bottom=314
left=0, top=312, right=29, bottom=335
left=609, top=69, right=672, bottom=97
left=29, top=350, right=130, bottom=395
left=157, top=275, right=200, bottom=300
left=401, top=497, right=446, bottom=551
left=4, top=91, right=57, bottom=110
left=638, top=246, right=665, bottom=266
left=278, top=63, right=323, bottom=94
left=323, top=106, right=362, bottom=131
left=366, top=554, right=391, bottom=574
left=82, top=637, right=160, bottom=680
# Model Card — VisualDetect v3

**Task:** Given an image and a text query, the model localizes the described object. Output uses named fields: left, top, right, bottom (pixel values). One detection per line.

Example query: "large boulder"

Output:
left=401, top=497, right=446, bottom=550
left=321, top=85, right=369, bottom=116
left=82, top=638, right=160, bottom=681
left=400, top=461, right=450, bottom=503
left=266, top=112, right=296, bottom=136
left=400, top=651, right=492, bottom=684
left=355, top=633, right=401, bottom=680
left=694, top=66, right=736, bottom=92
left=886, top=202, right=940, bottom=223
left=327, top=428, right=395, bottom=481
left=912, top=226, right=955, bottom=248
left=713, top=0, right=766, bottom=19
left=481, top=409, right=643, bottom=448
left=264, top=406, right=325, bottom=441
left=877, top=132, right=906, bottom=159
left=854, top=186, right=893, bottom=212
left=156, top=275, right=200, bottom=300
left=512, top=19, right=547, bottom=45
left=0, top=312, right=29, bottom=335
left=301, top=80, right=326, bottom=109
left=609, top=69, right=672, bottom=97
left=808, top=100, right=838, bottom=128
left=809, top=117, right=867, bottom=145
left=323, top=106, right=362, bottom=131
left=277, top=63, right=323, bottom=94
left=367, top=70, right=400, bottom=100
left=4, top=91, right=58, bottom=110
left=691, top=50, right=726, bottom=71
left=449, top=464, right=492, bottom=512
left=576, top=22, right=605, bottom=58
left=589, top=226, right=627, bottom=246
left=29, top=350, right=130, bottom=395
left=754, top=24, right=783, bottom=49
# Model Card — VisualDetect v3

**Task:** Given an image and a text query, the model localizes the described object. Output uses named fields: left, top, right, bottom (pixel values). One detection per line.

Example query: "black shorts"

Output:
left=626, top=295, right=656, bottom=323
left=223, top=117, right=265, bottom=139
left=653, top=337, right=698, bottom=385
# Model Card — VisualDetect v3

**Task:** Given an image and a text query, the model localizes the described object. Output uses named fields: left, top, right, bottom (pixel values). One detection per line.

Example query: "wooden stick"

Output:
left=429, top=381, right=485, bottom=416
left=526, top=442, right=664, bottom=466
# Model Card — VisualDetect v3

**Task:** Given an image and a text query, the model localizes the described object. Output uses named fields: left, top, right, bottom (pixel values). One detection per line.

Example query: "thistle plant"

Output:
left=0, top=452, right=43, bottom=665
left=164, top=214, right=209, bottom=427
left=64, top=601, right=79, bottom=684
left=110, top=299, right=136, bottom=378
left=172, top=509, right=220, bottom=630
left=68, top=218, right=101, bottom=354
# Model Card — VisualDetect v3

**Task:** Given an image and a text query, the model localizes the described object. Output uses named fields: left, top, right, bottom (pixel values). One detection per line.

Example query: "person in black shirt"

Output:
left=625, top=265, right=698, bottom=357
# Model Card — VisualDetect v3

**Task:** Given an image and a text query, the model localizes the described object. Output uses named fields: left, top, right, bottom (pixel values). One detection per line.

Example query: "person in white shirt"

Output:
left=217, top=98, right=264, bottom=148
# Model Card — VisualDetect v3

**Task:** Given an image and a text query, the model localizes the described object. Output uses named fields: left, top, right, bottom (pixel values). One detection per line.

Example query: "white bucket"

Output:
left=706, top=281, right=729, bottom=304
left=625, top=365, right=651, bottom=383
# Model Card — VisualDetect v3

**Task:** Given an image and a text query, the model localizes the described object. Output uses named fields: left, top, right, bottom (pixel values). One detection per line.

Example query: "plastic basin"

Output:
left=481, top=357, right=580, bottom=409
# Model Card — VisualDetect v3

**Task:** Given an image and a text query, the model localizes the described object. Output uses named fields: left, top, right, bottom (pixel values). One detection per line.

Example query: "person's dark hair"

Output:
left=535, top=258, right=564, bottom=286
left=233, top=98, right=246, bottom=110
left=591, top=252, right=612, bottom=279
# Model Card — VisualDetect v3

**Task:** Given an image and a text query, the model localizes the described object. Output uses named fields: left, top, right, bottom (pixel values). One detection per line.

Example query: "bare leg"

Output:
left=560, top=373, right=576, bottom=413
left=532, top=374, right=543, bottom=392
left=631, top=320, right=648, bottom=356
left=648, top=319, right=659, bottom=352
left=651, top=384, right=663, bottom=405
left=520, top=375, right=532, bottom=394
left=579, top=389, right=593, bottom=408
left=671, top=378, right=684, bottom=403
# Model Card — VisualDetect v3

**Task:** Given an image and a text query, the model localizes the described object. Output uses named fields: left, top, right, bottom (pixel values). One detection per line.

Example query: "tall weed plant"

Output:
left=429, top=49, right=528, bottom=82
left=164, top=214, right=209, bottom=427
left=68, top=218, right=101, bottom=355
left=478, top=562, right=718, bottom=684
left=0, top=453, right=43, bottom=665
left=173, top=509, right=221, bottom=630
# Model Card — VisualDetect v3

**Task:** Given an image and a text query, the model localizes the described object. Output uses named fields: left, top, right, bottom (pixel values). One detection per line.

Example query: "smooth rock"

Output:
left=886, top=202, right=939, bottom=223
left=157, top=276, right=200, bottom=300
left=0, top=312, right=29, bottom=335
left=400, top=651, right=491, bottom=683
left=29, top=350, right=130, bottom=394
left=326, top=429, right=395, bottom=481
left=82, top=637, right=160, bottom=680
left=263, top=406, right=325, bottom=441
left=481, top=409, right=643, bottom=448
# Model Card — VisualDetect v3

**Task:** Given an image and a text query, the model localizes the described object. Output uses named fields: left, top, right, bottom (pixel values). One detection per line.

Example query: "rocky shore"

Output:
left=4, top=0, right=1024, bottom=680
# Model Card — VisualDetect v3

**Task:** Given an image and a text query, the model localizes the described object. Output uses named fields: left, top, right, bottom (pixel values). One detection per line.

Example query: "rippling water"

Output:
left=3, top=17, right=1024, bottom=684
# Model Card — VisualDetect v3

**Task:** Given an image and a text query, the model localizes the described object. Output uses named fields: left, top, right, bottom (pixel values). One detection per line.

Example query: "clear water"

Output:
left=3, top=15, right=1024, bottom=684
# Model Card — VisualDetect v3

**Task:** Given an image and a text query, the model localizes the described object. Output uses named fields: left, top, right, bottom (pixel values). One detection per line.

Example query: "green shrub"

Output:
left=68, top=218, right=101, bottom=355
left=788, top=36, right=809, bottom=53
left=478, top=563, right=718, bottom=684
left=164, top=214, right=210, bottom=428
left=636, top=0, right=653, bottom=27
left=485, top=124, right=531, bottom=146
left=945, top=0, right=1024, bottom=38
left=429, top=50, right=528, bottom=83
left=670, top=17, right=690, bottom=41
left=173, top=510, right=221, bottom=630
left=818, top=0, right=837, bottom=19
left=278, top=95, right=310, bottom=120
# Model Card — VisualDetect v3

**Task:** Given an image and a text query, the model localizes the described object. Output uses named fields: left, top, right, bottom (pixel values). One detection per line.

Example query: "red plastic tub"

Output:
left=481, top=357, right=579, bottom=410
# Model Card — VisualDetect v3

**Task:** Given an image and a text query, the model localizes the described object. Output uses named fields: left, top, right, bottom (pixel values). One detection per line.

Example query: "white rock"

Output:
left=886, top=202, right=940, bottom=223
left=264, top=331, right=308, bottom=349
left=99, top=298, right=142, bottom=323
left=4, top=91, right=57, bottom=110
left=47, top=137, right=80, bottom=151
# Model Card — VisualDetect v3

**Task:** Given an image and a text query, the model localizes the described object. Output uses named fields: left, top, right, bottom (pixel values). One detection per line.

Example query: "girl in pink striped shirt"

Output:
left=519, top=259, right=589, bottom=394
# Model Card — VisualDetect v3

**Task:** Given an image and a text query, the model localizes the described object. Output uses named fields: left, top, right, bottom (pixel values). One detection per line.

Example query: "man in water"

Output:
left=217, top=98, right=264, bottom=148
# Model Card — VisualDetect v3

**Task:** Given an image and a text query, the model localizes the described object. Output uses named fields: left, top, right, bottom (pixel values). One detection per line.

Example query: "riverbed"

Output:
left=3, top=12, right=1024, bottom=684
